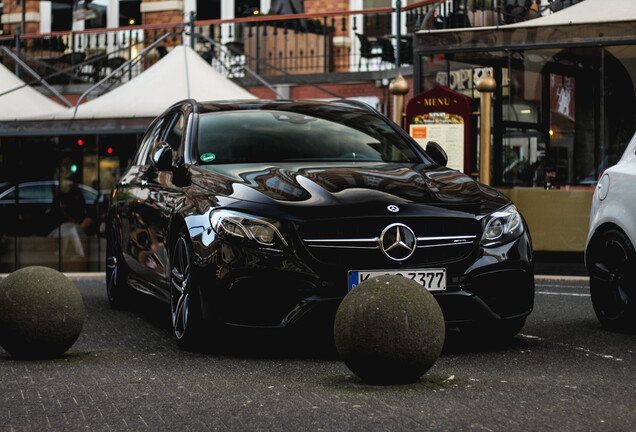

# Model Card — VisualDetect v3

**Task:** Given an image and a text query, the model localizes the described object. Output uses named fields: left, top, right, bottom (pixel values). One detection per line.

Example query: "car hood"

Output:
left=192, top=162, right=509, bottom=216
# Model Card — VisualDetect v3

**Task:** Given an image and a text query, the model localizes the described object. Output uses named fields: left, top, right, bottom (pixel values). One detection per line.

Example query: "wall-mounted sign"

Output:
left=435, top=67, right=510, bottom=97
left=405, top=85, right=472, bottom=173
left=550, top=74, right=575, bottom=121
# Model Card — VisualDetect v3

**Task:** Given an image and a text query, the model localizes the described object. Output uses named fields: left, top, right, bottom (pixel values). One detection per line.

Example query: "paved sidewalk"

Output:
left=0, top=277, right=633, bottom=431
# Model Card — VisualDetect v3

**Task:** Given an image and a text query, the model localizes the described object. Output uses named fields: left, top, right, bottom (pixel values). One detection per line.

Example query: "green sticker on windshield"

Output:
left=200, top=153, right=216, bottom=162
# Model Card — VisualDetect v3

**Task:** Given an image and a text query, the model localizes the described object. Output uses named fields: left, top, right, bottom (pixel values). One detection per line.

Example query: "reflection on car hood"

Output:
left=193, top=162, right=509, bottom=216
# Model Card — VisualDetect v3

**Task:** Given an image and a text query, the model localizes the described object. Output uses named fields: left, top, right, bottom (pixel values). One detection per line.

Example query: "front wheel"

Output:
left=106, top=218, right=130, bottom=309
left=170, top=232, right=206, bottom=349
left=587, top=229, right=636, bottom=332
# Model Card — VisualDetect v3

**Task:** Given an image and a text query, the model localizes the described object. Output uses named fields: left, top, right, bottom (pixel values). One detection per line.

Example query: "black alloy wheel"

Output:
left=170, top=232, right=205, bottom=348
left=588, top=229, right=636, bottom=332
left=106, top=218, right=129, bottom=308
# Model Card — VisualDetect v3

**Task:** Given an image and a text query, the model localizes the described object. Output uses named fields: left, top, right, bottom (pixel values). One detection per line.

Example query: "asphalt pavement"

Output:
left=0, top=275, right=634, bottom=431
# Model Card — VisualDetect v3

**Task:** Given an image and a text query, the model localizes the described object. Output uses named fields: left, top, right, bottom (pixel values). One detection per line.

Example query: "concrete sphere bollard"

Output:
left=0, top=266, right=84, bottom=359
left=334, top=275, right=445, bottom=384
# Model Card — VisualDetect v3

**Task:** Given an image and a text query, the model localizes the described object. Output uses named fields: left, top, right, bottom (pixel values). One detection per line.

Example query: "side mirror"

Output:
left=152, top=142, right=173, bottom=171
left=426, top=141, right=448, bottom=167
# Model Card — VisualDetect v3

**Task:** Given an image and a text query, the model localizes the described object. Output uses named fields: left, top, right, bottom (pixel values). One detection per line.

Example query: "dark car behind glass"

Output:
left=0, top=180, right=101, bottom=237
left=106, top=99, right=535, bottom=348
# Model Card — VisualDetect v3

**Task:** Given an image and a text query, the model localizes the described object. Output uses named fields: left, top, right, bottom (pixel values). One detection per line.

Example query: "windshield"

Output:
left=196, top=109, right=422, bottom=165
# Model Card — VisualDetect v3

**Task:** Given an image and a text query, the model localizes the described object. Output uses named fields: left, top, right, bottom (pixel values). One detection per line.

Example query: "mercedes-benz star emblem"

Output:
left=387, top=205, right=400, bottom=213
left=380, top=223, right=416, bottom=261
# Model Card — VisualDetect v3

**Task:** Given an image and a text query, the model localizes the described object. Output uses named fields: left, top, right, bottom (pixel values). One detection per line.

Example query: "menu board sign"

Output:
left=409, top=113, right=465, bottom=172
left=405, top=85, right=473, bottom=174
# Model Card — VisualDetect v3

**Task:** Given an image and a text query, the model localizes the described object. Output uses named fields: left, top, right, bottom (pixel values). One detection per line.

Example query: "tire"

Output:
left=106, top=218, right=130, bottom=309
left=170, top=232, right=206, bottom=349
left=587, top=229, right=636, bottom=333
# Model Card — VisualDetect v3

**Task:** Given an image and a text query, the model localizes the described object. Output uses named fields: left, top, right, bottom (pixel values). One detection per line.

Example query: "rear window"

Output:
left=196, top=109, right=422, bottom=165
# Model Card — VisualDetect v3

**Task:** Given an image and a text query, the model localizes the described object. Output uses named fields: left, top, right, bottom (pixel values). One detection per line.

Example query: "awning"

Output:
left=0, top=118, right=151, bottom=136
left=0, top=44, right=257, bottom=136
left=41, top=44, right=256, bottom=120
left=505, top=0, right=636, bottom=28
left=0, top=62, right=65, bottom=121
left=414, top=0, right=636, bottom=55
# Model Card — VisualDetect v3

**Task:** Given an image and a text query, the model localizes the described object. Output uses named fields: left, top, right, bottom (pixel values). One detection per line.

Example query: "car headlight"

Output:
left=210, top=209, right=288, bottom=249
left=480, top=204, right=524, bottom=247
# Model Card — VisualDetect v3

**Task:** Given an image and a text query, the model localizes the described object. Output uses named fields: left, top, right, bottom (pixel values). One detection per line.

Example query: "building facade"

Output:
left=0, top=0, right=419, bottom=273
left=413, top=0, right=636, bottom=252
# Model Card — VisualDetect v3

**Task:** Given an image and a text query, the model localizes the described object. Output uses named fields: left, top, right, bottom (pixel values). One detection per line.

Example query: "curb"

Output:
left=535, top=274, right=589, bottom=282
left=1, top=272, right=587, bottom=283
left=0, top=272, right=105, bottom=280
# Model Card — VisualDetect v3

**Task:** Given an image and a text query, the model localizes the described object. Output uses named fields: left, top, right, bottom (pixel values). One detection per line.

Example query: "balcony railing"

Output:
left=0, top=0, right=580, bottom=94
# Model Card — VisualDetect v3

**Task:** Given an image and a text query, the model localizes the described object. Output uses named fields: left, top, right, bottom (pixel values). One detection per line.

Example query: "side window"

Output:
left=164, top=112, right=185, bottom=151
left=133, top=110, right=185, bottom=166
left=133, top=116, right=165, bottom=166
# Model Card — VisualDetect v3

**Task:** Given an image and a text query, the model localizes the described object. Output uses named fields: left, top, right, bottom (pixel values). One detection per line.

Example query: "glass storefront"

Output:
left=0, top=133, right=138, bottom=272
left=417, top=45, right=636, bottom=189
left=414, top=20, right=636, bottom=251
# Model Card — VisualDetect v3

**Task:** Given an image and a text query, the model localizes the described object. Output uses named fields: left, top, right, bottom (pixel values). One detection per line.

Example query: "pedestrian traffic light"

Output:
left=77, top=139, right=84, bottom=146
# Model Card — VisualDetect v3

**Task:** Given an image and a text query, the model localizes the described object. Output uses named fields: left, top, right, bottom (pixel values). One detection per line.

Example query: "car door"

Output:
left=118, top=113, right=168, bottom=291
left=132, top=107, right=191, bottom=294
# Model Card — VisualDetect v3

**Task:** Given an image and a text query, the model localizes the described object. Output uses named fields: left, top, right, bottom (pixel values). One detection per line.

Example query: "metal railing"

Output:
left=0, top=0, right=581, bottom=91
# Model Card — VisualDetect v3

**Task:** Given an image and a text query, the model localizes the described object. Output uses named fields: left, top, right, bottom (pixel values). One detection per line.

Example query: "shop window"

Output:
left=84, top=0, right=107, bottom=30
left=542, top=47, right=601, bottom=187
left=503, top=50, right=545, bottom=124
left=503, top=68, right=540, bottom=124
left=120, top=0, right=141, bottom=26
left=549, top=73, right=575, bottom=186
left=197, top=0, right=221, bottom=20
left=418, top=54, right=448, bottom=91
left=235, top=0, right=260, bottom=17
left=502, top=129, right=547, bottom=188
left=52, top=1, right=73, bottom=31
left=433, top=52, right=508, bottom=98
left=601, top=46, right=636, bottom=175
left=0, top=133, right=139, bottom=273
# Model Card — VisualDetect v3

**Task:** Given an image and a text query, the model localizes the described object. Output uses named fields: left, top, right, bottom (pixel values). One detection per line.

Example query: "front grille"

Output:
left=299, top=216, right=480, bottom=267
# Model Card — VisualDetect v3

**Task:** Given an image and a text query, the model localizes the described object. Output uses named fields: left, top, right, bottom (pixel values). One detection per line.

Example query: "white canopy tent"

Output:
left=506, top=0, right=636, bottom=28
left=418, top=0, right=636, bottom=35
left=0, top=62, right=65, bottom=121
left=43, top=44, right=256, bottom=120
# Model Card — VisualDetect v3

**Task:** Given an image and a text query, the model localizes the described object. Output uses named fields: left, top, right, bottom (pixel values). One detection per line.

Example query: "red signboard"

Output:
left=405, top=85, right=473, bottom=174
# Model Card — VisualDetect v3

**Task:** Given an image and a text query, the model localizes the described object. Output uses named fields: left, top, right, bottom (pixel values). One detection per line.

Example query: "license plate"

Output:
left=347, top=269, right=447, bottom=292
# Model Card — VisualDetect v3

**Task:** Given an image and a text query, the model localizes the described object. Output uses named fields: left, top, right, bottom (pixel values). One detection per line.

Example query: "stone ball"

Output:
left=334, top=275, right=445, bottom=384
left=0, top=266, right=85, bottom=359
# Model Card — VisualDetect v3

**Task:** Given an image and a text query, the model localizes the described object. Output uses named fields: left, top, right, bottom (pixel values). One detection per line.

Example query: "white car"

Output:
left=585, top=132, right=636, bottom=332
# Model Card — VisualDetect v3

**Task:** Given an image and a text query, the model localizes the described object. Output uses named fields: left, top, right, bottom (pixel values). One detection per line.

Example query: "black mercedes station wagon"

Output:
left=107, top=99, right=534, bottom=347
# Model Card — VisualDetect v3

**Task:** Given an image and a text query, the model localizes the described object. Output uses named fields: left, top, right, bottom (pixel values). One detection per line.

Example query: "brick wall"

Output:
left=140, top=0, right=184, bottom=50
left=304, top=0, right=350, bottom=14
left=143, top=11, right=184, bottom=26
left=141, top=0, right=184, bottom=26
left=2, top=0, right=40, bottom=35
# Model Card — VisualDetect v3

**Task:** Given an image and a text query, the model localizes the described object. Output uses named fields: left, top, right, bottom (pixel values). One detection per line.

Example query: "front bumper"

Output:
left=192, top=231, right=534, bottom=329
